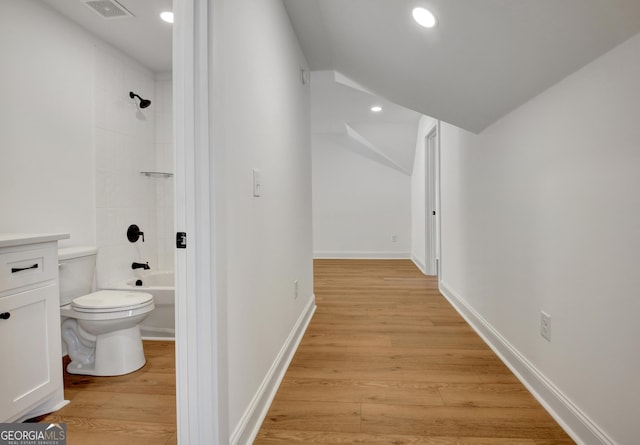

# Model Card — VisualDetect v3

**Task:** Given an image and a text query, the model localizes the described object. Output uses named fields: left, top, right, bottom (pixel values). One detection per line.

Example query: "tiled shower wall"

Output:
left=94, top=44, right=173, bottom=287
left=154, top=77, right=174, bottom=272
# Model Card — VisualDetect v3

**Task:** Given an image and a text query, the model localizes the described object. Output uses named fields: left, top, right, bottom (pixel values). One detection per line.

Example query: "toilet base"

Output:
left=66, top=326, right=146, bottom=376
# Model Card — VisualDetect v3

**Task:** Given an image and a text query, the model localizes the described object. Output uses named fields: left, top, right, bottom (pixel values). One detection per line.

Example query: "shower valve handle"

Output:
left=127, top=224, right=145, bottom=242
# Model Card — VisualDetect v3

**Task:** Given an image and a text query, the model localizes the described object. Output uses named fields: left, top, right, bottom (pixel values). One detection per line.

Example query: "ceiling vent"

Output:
left=84, top=0, right=133, bottom=19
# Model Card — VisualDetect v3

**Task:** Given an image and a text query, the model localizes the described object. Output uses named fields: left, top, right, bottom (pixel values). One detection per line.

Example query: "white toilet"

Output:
left=58, top=246, right=155, bottom=376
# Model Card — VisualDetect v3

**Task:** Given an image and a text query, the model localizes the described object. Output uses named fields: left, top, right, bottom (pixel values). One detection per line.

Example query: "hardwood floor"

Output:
left=31, top=260, right=574, bottom=444
left=255, top=259, right=575, bottom=444
left=34, top=340, right=176, bottom=445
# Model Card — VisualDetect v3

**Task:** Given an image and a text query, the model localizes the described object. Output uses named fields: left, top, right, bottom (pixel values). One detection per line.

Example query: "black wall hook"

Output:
left=127, top=224, right=145, bottom=242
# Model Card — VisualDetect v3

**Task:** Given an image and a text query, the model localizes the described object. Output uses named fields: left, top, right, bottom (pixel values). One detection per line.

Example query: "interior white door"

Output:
left=425, top=128, right=438, bottom=276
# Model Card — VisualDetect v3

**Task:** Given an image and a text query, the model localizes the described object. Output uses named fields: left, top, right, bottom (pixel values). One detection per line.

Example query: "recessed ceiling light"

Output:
left=412, top=7, right=437, bottom=28
left=160, top=11, right=174, bottom=23
left=371, top=106, right=382, bottom=113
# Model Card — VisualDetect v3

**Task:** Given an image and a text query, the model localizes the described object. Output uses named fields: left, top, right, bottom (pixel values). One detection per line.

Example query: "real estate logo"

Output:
left=0, top=423, right=66, bottom=445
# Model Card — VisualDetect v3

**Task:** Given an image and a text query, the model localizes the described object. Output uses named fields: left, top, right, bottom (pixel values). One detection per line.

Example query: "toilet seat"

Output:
left=72, top=290, right=153, bottom=313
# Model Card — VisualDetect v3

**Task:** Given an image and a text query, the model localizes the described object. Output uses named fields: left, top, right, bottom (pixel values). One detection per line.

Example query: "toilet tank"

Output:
left=58, top=246, right=98, bottom=305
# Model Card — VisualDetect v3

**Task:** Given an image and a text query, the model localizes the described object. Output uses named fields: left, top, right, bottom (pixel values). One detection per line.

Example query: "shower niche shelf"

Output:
left=140, top=171, right=174, bottom=178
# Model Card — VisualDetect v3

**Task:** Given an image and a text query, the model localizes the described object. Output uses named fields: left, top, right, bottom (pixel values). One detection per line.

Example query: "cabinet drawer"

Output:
left=0, top=245, right=57, bottom=293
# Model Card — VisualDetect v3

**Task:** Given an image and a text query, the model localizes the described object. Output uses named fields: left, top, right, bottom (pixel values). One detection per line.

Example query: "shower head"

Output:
left=129, top=91, right=151, bottom=109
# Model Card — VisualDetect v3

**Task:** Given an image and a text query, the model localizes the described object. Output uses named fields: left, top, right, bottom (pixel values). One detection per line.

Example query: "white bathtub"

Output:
left=105, top=271, right=175, bottom=339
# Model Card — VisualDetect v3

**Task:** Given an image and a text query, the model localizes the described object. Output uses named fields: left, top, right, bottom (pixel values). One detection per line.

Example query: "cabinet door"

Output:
left=0, top=284, right=62, bottom=421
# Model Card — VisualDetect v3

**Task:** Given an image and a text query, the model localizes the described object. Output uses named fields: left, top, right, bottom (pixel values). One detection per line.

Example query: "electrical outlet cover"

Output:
left=540, top=311, right=551, bottom=342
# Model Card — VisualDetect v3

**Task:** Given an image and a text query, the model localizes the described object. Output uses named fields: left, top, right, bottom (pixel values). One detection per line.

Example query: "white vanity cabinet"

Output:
left=0, top=234, right=69, bottom=422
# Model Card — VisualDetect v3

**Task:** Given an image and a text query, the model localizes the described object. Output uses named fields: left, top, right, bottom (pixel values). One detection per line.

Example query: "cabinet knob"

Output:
left=0, top=312, right=10, bottom=320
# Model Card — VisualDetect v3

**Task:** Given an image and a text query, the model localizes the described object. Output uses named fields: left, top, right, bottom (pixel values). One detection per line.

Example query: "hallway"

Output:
left=255, top=260, right=574, bottom=444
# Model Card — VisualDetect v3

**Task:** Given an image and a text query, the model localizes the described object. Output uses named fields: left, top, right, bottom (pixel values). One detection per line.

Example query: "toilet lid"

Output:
left=72, top=290, right=153, bottom=312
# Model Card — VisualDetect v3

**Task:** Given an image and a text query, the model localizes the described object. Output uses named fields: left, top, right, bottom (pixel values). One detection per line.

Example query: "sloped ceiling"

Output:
left=284, top=0, right=640, bottom=133
left=39, top=0, right=640, bottom=134
left=311, top=71, right=421, bottom=175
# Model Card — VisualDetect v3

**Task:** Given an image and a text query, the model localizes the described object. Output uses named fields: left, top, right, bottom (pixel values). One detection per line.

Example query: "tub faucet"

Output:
left=132, top=262, right=150, bottom=270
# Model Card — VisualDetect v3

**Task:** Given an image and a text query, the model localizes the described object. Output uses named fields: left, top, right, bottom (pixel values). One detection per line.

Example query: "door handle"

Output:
left=0, top=312, right=10, bottom=320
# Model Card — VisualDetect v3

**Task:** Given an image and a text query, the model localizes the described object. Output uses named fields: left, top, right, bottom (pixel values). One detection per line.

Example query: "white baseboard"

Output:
left=230, top=295, right=316, bottom=445
left=314, top=251, right=410, bottom=259
left=14, top=389, right=69, bottom=422
left=411, top=255, right=427, bottom=274
left=439, top=281, right=615, bottom=445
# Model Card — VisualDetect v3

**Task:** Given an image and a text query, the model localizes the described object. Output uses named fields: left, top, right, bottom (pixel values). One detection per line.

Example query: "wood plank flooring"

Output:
left=255, top=259, right=575, bottom=444
left=30, top=260, right=574, bottom=444
left=33, top=340, right=176, bottom=445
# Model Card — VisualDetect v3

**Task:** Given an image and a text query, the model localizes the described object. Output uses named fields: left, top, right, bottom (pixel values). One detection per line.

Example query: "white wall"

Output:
left=312, top=135, right=412, bottom=258
left=411, top=116, right=437, bottom=272
left=0, top=0, right=95, bottom=245
left=0, top=0, right=172, bottom=288
left=439, top=33, right=640, bottom=445
left=217, top=0, right=314, bottom=439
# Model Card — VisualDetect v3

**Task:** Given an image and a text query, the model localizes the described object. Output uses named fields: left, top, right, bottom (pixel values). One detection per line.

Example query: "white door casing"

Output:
left=174, top=0, right=228, bottom=443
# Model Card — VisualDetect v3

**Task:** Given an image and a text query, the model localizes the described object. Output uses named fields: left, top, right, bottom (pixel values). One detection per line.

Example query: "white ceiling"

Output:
left=40, top=0, right=640, bottom=137
left=41, top=0, right=172, bottom=73
left=283, top=0, right=640, bottom=132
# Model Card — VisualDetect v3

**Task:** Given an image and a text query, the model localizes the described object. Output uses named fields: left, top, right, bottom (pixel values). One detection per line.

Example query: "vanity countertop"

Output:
left=0, top=233, right=70, bottom=248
